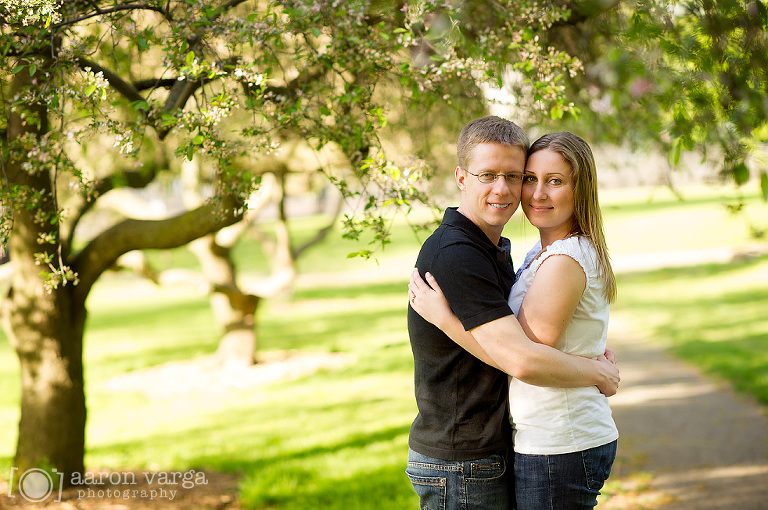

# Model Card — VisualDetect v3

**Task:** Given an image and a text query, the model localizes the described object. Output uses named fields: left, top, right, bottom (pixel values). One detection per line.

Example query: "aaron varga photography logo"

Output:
left=7, top=468, right=208, bottom=503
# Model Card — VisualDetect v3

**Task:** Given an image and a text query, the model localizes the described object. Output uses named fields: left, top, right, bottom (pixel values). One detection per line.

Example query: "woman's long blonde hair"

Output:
left=529, top=132, right=617, bottom=303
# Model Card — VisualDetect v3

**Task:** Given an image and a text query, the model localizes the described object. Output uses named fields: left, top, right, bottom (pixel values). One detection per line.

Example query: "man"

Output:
left=405, top=116, right=619, bottom=510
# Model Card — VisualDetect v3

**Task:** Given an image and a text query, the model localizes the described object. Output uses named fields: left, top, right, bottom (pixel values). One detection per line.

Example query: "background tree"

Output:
left=534, top=0, right=768, bottom=203
left=0, top=0, right=580, bottom=482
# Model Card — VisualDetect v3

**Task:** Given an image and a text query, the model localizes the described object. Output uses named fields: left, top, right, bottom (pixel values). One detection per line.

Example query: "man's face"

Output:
left=456, top=142, right=526, bottom=244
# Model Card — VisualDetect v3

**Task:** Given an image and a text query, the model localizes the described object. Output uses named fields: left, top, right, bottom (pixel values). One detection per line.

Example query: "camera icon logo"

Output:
left=7, top=467, right=64, bottom=503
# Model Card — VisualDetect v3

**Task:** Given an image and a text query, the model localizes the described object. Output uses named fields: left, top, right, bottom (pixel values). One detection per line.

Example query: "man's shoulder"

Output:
left=419, top=224, right=486, bottom=265
left=424, top=221, right=478, bottom=249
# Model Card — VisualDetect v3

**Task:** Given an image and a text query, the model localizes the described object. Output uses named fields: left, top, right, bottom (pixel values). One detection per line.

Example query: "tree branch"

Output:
left=556, top=0, right=621, bottom=26
left=76, top=57, right=145, bottom=104
left=293, top=193, right=343, bottom=260
left=72, top=195, right=244, bottom=304
left=63, top=153, right=166, bottom=253
left=133, top=78, right=178, bottom=91
left=52, top=3, right=171, bottom=29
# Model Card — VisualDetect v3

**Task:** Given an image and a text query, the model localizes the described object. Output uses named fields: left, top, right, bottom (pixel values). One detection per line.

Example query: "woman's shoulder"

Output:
left=540, top=236, right=598, bottom=274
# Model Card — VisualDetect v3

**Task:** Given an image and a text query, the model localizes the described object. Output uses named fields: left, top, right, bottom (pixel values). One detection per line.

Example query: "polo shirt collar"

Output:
left=443, top=207, right=512, bottom=266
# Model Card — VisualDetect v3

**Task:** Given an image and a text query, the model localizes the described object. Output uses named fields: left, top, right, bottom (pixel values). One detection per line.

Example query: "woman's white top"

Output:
left=508, top=236, right=619, bottom=454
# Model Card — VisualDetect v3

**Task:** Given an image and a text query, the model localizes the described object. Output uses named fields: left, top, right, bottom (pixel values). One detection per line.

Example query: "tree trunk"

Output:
left=1, top=66, right=86, bottom=484
left=190, top=235, right=260, bottom=366
left=3, top=279, right=86, bottom=483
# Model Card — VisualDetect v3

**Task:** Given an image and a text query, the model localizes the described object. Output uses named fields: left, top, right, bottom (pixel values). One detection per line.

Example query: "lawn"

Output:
left=613, top=256, right=768, bottom=404
left=0, top=181, right=766, bottom=508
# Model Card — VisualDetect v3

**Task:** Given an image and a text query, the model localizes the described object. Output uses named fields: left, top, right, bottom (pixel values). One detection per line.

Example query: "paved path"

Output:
left=604, top=316, right=768, bottom=509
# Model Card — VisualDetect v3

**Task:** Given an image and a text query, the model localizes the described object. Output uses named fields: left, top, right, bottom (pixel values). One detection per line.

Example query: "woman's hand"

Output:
left=409, top=268, right=456, bottom=330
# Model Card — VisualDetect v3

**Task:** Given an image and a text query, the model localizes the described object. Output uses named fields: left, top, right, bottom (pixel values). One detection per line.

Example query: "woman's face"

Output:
left=521, top=149, right=576, bottom=240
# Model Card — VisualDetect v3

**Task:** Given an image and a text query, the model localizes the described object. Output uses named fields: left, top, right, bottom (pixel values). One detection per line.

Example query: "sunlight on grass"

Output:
left=614, top=255, right=768, bottom=403
left=0, top=337, right=19, bottom=468
left=601, top=183, right=767, bottom=256
left=81, top=276, right=419, bottom=508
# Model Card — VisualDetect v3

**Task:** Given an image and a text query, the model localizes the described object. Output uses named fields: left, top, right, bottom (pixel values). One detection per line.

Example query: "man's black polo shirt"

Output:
left=408, top=207, right=516, bottom=461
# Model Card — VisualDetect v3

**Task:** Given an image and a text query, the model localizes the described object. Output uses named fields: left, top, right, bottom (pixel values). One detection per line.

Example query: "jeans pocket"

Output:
left=582, top=441, right=617, bottom=491
left=405, top=469, right=446, bottom=510
left=469, top=454, right=506, bottom=481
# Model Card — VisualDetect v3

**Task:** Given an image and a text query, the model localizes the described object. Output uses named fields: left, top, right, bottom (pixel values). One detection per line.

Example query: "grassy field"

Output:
left=0, top=182, right=766, bottom=508
left=613, top=257, right=768, bottom=404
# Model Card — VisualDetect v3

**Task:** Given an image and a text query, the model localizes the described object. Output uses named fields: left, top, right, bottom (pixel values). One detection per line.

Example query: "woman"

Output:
left=409, top=132, right=618, bottom=509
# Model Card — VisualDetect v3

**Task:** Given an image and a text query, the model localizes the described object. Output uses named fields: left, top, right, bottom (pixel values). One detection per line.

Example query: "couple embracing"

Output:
left=406, top=116, right=619, bottom=510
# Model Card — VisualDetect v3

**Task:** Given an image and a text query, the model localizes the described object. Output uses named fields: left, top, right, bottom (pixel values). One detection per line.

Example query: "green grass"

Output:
left=0, top=182, right=766, bottom=508
left=613, top=255, right=768, bottom=404
left=0, top=275, right=421, bottom=508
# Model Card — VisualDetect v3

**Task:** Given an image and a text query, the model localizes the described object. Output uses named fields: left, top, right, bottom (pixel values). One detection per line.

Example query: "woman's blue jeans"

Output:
left=406, top=448, right=512, bottom=510
left=514, top=440, right=617, bottom=510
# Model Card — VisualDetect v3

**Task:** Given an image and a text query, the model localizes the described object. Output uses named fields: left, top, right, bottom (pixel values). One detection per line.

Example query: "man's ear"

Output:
left=455, top=166, right=466, bottom=191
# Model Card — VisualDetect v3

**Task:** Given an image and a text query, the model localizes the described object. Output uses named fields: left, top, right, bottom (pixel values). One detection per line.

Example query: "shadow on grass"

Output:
left=87, top=298, right=215, bottom=331
left=84, top=341, right=223, bottom=382
left=85, top=402, right=416, bottom=509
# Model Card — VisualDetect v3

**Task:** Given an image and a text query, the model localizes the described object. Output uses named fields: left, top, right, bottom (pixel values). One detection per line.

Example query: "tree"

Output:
left=1, top=0, right=579, bottom=482
left=533, top=0, right=768, bottom=200
left=115, top=156, right=346, bottom=366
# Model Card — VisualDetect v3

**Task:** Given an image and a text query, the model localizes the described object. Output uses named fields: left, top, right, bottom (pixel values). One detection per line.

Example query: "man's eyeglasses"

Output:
left=462, top=168, right=523, bottom=185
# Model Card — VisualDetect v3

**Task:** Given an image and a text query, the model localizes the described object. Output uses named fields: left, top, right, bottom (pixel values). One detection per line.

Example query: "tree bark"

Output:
left=1, top=66, right=86, bottom=482
left=3, top=279, right=87, bottom=482
left=189, top=234, right=260, bottom=366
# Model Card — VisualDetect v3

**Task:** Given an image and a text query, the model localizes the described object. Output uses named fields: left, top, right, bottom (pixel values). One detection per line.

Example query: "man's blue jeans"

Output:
left=514, top=440, right=617, bottom=510
left=406, top=448, right=511, bottom=510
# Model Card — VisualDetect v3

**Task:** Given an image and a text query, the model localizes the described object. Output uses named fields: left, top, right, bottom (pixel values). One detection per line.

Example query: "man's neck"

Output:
left=456, top=206, right=502, bottom=245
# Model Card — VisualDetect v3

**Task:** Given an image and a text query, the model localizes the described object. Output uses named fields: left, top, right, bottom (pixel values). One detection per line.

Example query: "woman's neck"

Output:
left=538, top=225, right=577, bottom=250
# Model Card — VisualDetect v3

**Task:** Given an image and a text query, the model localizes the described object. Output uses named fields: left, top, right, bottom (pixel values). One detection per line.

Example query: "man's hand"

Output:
left=595, top=354, right=620, bottom=397
left=604, top=348, right=617, bottom=365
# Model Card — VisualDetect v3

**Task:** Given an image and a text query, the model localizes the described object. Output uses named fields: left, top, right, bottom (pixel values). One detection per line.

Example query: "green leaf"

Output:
left=193, top=134, right=205, bottom=145
left=731, top=162, right=750, bottom=186
left=347, top=250, right=373, bottom=259
left=760, top=171, right=768, bottom=202
left=671, top=139, right=682, bottom=166
left=186, top=51, right=195, bottom=65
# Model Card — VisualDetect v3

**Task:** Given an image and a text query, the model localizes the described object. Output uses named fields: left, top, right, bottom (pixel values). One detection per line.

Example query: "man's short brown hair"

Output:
left=457, top=116, right=529, bottom=170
